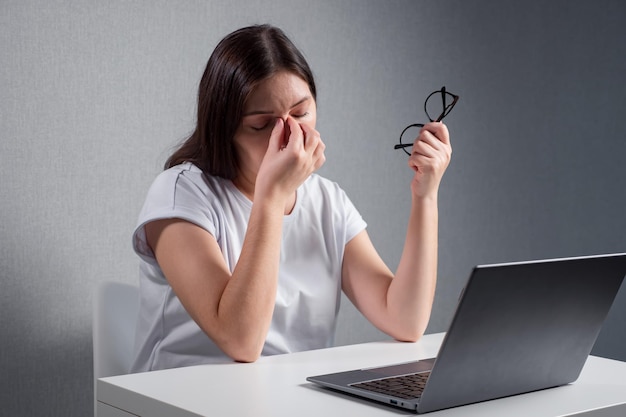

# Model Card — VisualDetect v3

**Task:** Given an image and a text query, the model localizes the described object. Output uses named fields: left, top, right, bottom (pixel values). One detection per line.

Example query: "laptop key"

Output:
left=351, top=372, right=430, bottom=399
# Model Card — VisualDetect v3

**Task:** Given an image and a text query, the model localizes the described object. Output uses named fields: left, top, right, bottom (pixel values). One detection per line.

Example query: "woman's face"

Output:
left=233, top=71, right=317, bottom=179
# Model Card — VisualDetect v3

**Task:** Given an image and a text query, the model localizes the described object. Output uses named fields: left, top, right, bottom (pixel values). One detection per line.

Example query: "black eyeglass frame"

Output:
left=394, top=86, right=459, bottom=155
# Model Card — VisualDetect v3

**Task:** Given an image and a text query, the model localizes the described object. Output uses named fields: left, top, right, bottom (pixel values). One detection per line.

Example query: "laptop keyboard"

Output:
left=351, top=371, right=430, bottom=400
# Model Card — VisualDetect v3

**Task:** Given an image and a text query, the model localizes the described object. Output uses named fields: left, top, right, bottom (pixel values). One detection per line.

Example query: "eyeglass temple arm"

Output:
left=396, top=88, right=459, bottom=151
left=435, top=86, right=447, bottom=122
left=394, top=143, right=413, bottom=149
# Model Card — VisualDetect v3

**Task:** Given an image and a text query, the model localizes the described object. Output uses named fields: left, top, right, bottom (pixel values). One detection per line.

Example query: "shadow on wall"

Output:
left=0, top=227, right=94, bottom=415
left=592, top=281, right=626, bottom=362
left=0, top=319, right=92, bottom=415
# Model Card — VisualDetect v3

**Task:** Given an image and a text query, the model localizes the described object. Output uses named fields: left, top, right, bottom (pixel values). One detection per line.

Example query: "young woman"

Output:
left=131, top=24, right=451, bottom=372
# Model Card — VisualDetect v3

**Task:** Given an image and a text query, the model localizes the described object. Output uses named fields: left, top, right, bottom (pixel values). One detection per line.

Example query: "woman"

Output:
left=131, top=24, right=451, bottom=372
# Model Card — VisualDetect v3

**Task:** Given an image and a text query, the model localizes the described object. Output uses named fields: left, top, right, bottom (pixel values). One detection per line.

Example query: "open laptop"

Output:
left=307, top=253, right=626, bottom=413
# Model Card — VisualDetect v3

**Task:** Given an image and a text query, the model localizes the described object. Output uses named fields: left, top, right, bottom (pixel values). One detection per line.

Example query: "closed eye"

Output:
left=251, top=124, right=270, bottom=131
left=250, top=112, right=309, bottom=130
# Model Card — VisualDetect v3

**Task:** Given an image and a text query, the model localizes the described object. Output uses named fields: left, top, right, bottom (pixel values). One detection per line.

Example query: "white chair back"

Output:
left=93, top=281, right=139, bottom=416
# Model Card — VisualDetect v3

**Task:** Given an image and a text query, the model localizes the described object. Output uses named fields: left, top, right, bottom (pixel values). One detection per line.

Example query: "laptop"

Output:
left=307, top=253, right=626, bottom=413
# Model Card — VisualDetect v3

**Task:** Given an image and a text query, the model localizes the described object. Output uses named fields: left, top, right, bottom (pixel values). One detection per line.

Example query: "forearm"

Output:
left=214, top=117, right=324, bottom=360
left=215, top=198, right=285, bottom=361
left=387, top=195, right=439, bottom=341
left=342, top=121, right=449, bottom=342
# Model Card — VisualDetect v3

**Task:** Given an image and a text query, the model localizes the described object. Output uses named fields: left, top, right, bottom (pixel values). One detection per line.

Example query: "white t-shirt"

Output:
left=130, top=162, right=367, bottom=372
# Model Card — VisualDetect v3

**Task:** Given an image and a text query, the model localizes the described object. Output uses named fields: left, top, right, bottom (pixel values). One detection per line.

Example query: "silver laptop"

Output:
left=307, top=253, right=626, bottom=413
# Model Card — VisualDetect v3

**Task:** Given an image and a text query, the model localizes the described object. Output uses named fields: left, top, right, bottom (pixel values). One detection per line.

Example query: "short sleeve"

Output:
left=132, top=165, right=219, bottom=264
left=339, top=188, right=367, bottom=244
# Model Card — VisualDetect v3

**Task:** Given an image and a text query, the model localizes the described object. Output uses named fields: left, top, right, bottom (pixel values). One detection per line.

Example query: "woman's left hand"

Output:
left=407, top=122, right=452, bottom=199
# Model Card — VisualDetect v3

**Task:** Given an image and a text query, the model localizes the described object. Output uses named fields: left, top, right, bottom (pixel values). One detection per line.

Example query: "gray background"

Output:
left=2, top=1, right=625, bottom=415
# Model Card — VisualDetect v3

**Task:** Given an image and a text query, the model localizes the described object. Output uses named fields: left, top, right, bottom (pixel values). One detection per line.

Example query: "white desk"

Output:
left=97, top=333, right=626, bottom=416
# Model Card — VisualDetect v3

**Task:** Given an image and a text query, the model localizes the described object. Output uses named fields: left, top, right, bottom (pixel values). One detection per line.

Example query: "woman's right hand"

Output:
left=255, top=117, right=326, bottom=203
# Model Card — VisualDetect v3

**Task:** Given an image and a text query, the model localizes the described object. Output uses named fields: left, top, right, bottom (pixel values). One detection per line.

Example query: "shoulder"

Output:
left=149, top=162, right=206, bottom=193
left=302, top=174, right=359, bottom=212
left=134, top=163, right=229, bottom=260
left=145, top=163, right=229, bottom=207
left=299, top=174, right=359, bottom=215
left=299, top=174, right=367, bottom=242
left=303, top=173, right=345, bottom=197
left=137, top=162, right=238, bottom=234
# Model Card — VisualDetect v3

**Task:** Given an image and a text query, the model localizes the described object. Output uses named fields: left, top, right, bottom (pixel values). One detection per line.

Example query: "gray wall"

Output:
left=1, top=1, right=625, bottom=415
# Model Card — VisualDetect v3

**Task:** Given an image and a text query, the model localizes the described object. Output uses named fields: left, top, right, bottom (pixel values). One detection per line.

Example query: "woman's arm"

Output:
left=146, top=198, right=284, bottom=363
left=148, top=118, right=325, bottom=363
left=341, top=198, right=438, bottom=341
left=341, top=122, right=451, bottom=341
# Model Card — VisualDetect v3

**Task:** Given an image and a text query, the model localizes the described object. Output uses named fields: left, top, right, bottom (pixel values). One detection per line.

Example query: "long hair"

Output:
left=165, top=24, right=317, bottom=179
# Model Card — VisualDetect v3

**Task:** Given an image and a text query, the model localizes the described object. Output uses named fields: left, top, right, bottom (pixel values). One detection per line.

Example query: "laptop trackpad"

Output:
left=364, top=358, right=436, bottom=377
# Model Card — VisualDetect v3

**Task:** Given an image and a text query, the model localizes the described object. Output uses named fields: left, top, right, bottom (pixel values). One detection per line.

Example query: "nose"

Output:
left=277, top=115, right=293, bottom=124
left=281, top=116, right=292, bottom=143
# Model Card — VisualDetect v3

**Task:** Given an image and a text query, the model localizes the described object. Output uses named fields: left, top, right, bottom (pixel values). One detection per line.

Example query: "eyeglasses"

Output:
left=394, top=86, right=459, bottom=155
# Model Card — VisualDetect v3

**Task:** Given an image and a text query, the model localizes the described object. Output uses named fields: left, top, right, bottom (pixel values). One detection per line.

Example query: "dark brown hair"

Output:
left=165, top=24, right=317, bottom=179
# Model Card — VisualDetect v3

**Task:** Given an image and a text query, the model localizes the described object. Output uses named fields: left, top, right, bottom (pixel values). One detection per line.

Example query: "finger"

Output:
left=408, top=153, right=440, bottom=175
left=411, top=141, right=438, bottom=159
left=313, top=150, right=326, bottom=171
left=294, top=122, right=325, bottom=171
left=312, top=137, right=326, bottom=170
left=413, top=131, right=446, bottom=156
left=300, top=123, right=322, bottom=152
left=421, top=121, right=450, bottom=145
left=409, top=140, right=451, bottom=173
left=269, top=118, right=285, bottom=151
left=411, top=129, right=450, bottom=156
left=411, top=128, right=445, bottom=154
left=285, top=117, right=304, bottom=151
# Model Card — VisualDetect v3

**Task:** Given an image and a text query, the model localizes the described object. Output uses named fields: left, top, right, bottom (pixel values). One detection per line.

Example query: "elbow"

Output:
left=218, top=338, right=264, bottom=363
left=395, top=330, right=424, bottom=344
left=230, top=349, right=261, bottom=363
left=200, top=321, right=266, bottom=363
left=390, top=322, right=428, bottom=343
left=400, top=314, right=432, bottom=343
